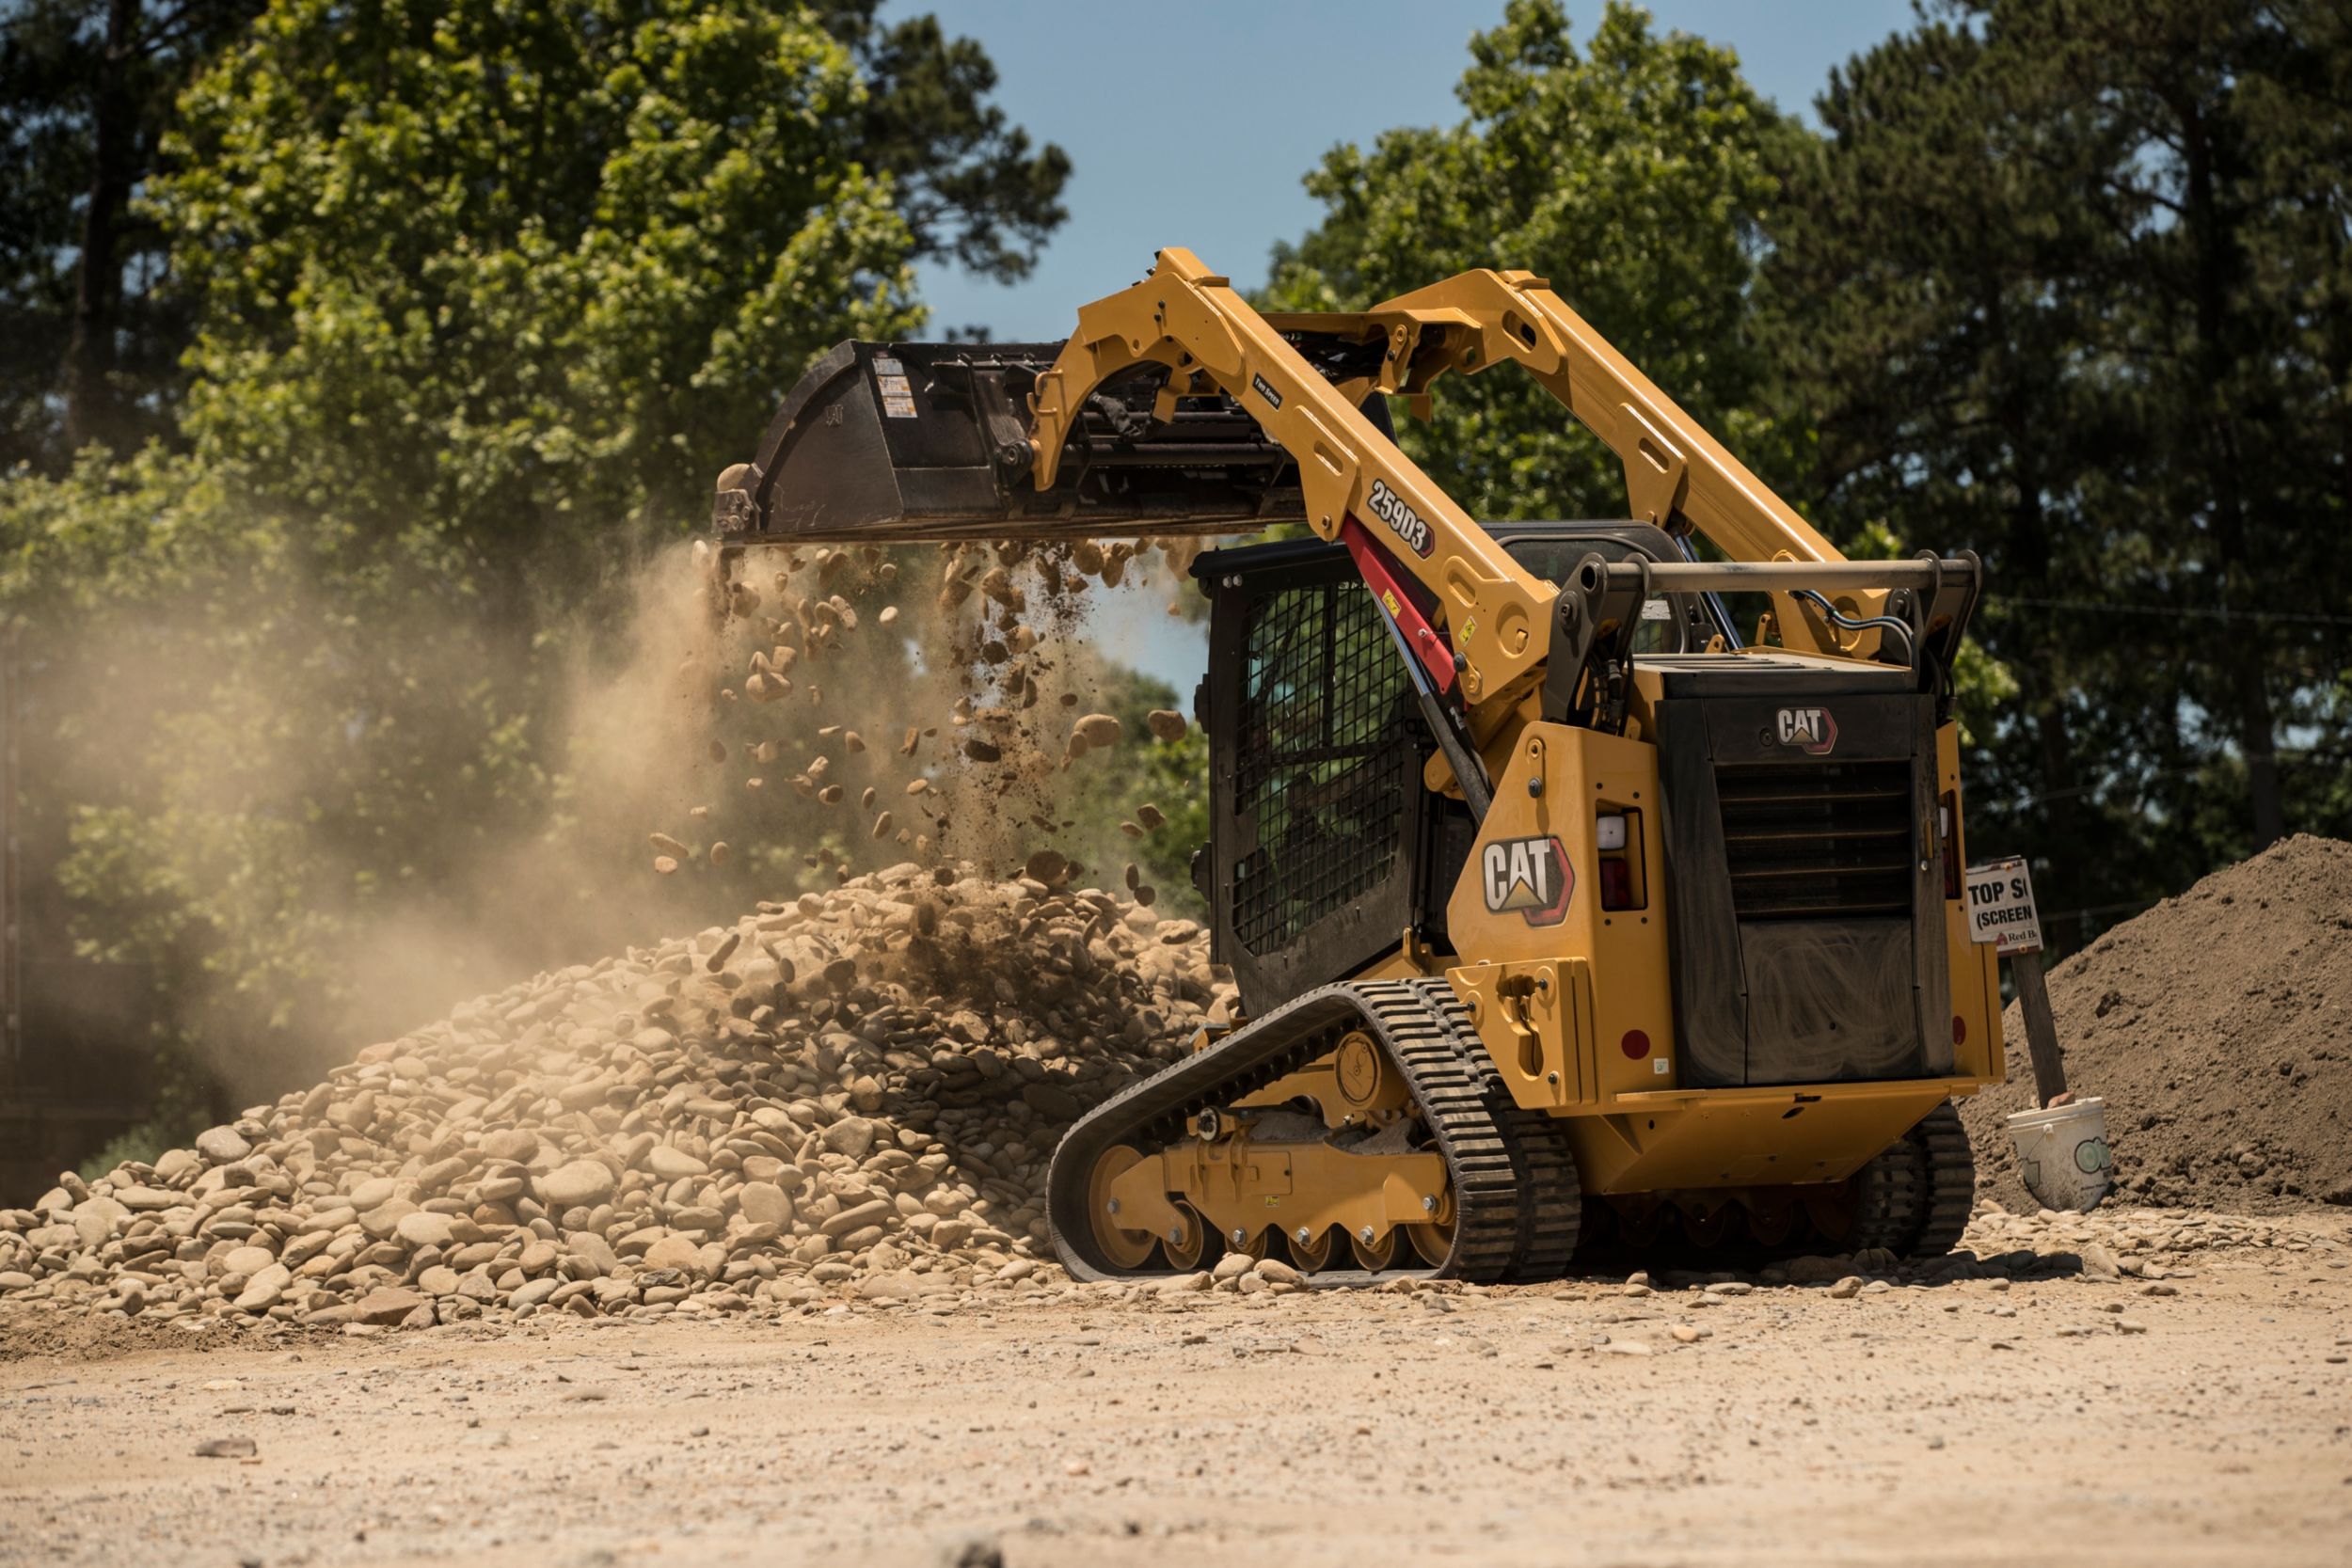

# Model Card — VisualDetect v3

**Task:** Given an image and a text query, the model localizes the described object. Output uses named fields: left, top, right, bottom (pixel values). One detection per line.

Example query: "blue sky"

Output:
left=873, top=0, right=1923, bottom=686
left=884, top=0, right=1922, bottom=340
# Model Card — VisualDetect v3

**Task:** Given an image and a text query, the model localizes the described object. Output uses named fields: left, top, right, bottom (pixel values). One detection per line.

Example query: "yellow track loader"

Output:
left=712, top=248, right=2002, bottom=1280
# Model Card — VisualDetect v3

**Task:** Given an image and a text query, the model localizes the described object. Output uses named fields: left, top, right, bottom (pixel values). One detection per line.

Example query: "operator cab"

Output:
left=1192, top=521, right=1958, bottom=1098
left=1189, top=520, right=1694, bottom=1013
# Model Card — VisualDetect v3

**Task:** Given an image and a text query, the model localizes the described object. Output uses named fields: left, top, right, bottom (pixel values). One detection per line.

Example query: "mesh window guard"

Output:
left=1231, top=580, right=1414, bottom=954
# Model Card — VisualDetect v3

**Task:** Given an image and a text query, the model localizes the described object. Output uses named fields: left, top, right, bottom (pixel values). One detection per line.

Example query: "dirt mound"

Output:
left=0, top=865, right=1229, bottom=1331
left=1963, top=834, right=2352, bottom=1212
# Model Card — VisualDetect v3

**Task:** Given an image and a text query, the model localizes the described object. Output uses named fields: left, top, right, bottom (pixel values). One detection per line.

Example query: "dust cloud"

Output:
left=31, top=531, right=1215, bottom=1100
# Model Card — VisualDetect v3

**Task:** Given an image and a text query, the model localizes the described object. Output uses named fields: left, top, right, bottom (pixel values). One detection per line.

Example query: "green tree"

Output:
left=0, top=0, right=262, bottom=470
left=153, top=0, right=930, bottom=591
left=1762, top=0, right=2352, bottom=942
left=0, top=0, right=1072, bottom=1110
left=808, top=1, right=1070, bottom=284
left=1262, top=0, right=1805, bottom=522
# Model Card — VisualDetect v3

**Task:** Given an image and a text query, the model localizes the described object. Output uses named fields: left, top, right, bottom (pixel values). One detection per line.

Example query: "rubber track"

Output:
left=1046, top=979, right=1580, bottom=1286
left=1847, top=1100, right=1975, bottom=1259
left=1401, top=979, right=1582, bottom=1282
left=1910, top=1101, right=1976, bottom=1258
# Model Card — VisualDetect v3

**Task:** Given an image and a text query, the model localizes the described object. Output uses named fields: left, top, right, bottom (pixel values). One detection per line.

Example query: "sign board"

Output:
left=1964, top=856, right=2042, bottom=955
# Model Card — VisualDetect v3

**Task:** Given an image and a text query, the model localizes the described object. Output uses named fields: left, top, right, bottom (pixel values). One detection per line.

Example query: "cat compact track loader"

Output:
left=711, top=248, right=2002, bottom=1282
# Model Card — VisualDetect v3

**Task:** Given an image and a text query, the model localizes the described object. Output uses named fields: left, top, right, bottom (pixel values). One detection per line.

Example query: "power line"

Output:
left=1996, top=595, right=2352, bottom=628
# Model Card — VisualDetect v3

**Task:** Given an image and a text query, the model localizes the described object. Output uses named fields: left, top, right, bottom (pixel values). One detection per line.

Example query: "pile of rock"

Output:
left=1961, top=835, right=2352, bottom=1212
left=0, top=863, right=1228, bottom=1330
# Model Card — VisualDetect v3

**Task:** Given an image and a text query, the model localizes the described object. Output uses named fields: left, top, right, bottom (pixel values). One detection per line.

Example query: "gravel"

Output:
left=0, top=863, right=1228, bottom=1330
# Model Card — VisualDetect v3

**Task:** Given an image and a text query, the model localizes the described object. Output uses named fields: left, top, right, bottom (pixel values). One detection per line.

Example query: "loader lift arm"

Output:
left=1025, top=248, right=1559, bottom=715
left=1020, top=249, right=1916, bottom=753
left=717, top=246, right=1979, bottom=800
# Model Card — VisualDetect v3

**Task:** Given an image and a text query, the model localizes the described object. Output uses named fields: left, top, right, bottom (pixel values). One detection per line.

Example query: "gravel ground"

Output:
left=6, top=1206, right=2348, bottom=1568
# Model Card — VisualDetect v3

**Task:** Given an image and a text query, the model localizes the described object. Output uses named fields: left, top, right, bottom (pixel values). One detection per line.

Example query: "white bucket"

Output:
left=2006, top=1096, right=2113, bottom=1212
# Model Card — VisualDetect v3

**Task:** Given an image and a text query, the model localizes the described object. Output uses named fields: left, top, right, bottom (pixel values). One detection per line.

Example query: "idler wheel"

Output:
left=1086, top=1144, right=1159, bottom=1271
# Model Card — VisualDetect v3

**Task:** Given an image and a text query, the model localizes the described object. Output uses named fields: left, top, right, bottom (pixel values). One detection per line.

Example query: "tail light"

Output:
left=1597, top=810, right=1645, bottom=911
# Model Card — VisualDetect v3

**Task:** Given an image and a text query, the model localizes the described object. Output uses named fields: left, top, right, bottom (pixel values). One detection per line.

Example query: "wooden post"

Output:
left=2010, top=947, right=2069, bottom=1108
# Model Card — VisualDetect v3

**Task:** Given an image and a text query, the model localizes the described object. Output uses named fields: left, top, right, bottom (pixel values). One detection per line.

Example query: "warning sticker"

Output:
left=875, top=369, right=916, bottom=419
left=1964, top=855, right=2042, bottom=955
left=872, top=356, right=905, bottom=377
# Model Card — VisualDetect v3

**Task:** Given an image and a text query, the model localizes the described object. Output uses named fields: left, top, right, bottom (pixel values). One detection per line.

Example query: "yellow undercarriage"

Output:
left=1084, top=989, right=1989, bottom=1273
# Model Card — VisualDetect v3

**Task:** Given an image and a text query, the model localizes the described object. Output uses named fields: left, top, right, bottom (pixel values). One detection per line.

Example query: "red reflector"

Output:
left=1598, top=858, right=1634, bottom=911
left=1952, top=1015, right=1967, bottom=1045
left=1621, top=1029, right=1650, bottom=1060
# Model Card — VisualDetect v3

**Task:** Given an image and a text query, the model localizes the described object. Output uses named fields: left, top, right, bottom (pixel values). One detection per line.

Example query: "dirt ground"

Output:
left=5, top=1208, right=2348, bottom=1568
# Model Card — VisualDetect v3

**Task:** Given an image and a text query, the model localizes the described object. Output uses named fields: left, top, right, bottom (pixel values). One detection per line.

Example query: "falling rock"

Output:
left=1146, top=709, right=1188, bottom=742
left=1073, top=713, right=1122, bottom=750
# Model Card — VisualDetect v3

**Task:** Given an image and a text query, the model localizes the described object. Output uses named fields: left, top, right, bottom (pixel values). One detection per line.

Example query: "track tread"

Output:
left=1046, top=979, right=1581, bottom=1286
left=1846, top=1099, right=1975, bottom=1259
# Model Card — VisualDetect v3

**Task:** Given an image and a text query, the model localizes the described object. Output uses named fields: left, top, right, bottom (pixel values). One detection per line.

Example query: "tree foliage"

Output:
left=0, top=0, right=1072, bottom=1112
left=1263, top=0, right=1805, bottom=522
left=0, top=0, right=262, bottom=469
left=154, top=0, right=928, bottom=581
left=1764, top=0, right=2352, bottom=939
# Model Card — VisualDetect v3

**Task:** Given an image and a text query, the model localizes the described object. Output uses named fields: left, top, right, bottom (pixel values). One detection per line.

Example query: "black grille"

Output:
left=1231, top=579, right=1412, bottom=954
left=1714, top=758, right=1915, bottom=920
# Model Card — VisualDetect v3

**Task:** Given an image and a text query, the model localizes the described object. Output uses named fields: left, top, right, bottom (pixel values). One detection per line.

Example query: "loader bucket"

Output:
left=710, top=340, right=1387, bottom=546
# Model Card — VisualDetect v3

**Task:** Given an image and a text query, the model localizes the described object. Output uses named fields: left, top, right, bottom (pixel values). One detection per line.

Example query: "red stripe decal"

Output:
left=1340, top=517, right=1455, bottom=694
